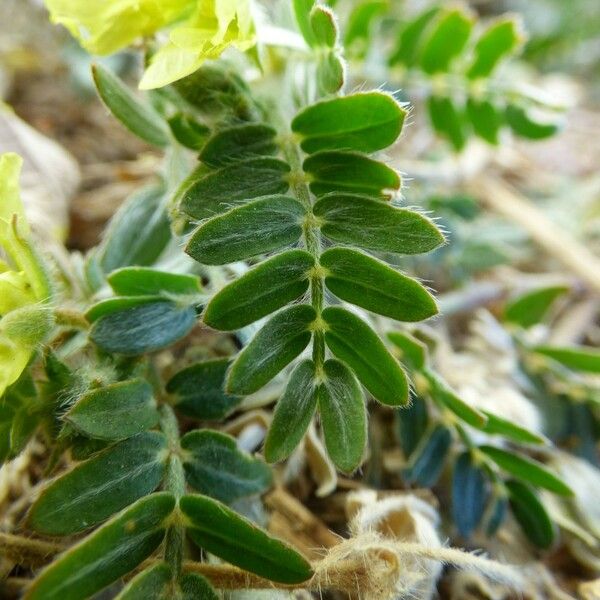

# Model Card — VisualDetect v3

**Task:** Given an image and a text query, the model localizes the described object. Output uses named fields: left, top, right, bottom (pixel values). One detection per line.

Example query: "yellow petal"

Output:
left=139, top=43, right=207, bottom=90
left=0, top=271, right=36, bottom=315
left=139, top=0, right=255, bottom=89
left=0, top=153, right=27, bottom=231
left=0, top=153, right=52, bottom=302
left=44, top=0, right=192, bottom=55
left=0, top=336, right=31, bottom=398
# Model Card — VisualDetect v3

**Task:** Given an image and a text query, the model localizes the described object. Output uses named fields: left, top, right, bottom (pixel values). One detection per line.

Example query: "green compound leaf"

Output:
left=506, top=105, right=559, bottom=140
left=452, top=451, right=489, bottom=538
left=428, top=95, right=467, bottom=151
left=504, top=285, right=569, bottom=328
left=303, top=151, right=400, bottom=198
left=28, top=432, right=168, bottom=536
left=92, top=64, right=169, bottom=148
left=314, top=193, right=444, bottom=255
left=533, top=345, right=600, bottom=374
left=186, top=195, right=305, bottom=265
left=481, top=411, right=547, bottom=445
left=466, top=98, right=502, bottom=145
left=180, top=494, right=313, bottom=584
left=322, top=306, right=408, bottom=406
left=420, top=8, right=473, bottom=74
left=479, top=445, right=573, bottom=496
left=403, top=424, right=452, bottom=486
left=506, top=479, right=555, bottom=548
left=467, top=17, right=523, bottom=79
left=423, top=369, right=487, bottom=428
left=167, top=358, right=242, bottom=420
left=178, top=573, right=219, bottom=600
left=321, top=247, right=438, bottom=322
left=389, top=7, right=440, bottom=67
left=387, top=331, right=427, bottom=370
left=107, top=267, right=201, bottom=297
left=204, top=250, right=314, bottom=331
left=26, top=493, right=175, bottom=600
left=65, top=379, right=158, bottom=441
left=310, top=5, right=338, bottom=48
left=226, top=305, right=316, bottom=395
left=180, top=158, right=290, bottom=220
left=265, top=359, right=318, bottom=463
left=90, top=301, right=197, bottom=356
left=167, top=113, right=210, bottom=150
left=181, top=430, right=272, bottom=504
left=98, top=184, right=171, bottom=274
left=318, top=359, right=366, bottom=473
left=199, top=123, right=277, bottom=168
left=291, top=92, right=406, bottom=154
left=115, top=562, right=172, bottom=600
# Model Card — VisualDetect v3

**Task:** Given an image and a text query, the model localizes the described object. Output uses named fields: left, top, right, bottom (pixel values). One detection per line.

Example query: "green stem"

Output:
left=159, top=405, right=185, bottom=577
left=281, top=134, right=325, bottom=371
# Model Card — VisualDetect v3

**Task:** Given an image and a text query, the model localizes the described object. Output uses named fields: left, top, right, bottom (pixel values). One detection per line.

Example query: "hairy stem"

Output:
left=159, top=405, right=185, bottom=577
left=281, top=134, right=326, bottom=371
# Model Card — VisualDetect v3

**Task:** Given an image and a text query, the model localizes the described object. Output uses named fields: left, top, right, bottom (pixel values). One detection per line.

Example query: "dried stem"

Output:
left=473, top=176, right=600, bottom=295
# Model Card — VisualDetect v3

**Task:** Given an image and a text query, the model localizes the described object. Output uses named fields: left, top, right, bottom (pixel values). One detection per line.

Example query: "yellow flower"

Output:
left=0, top=153, right=54, bottom=397
left=44, top=0, right=193, bottom=55
left=44, top=0, right=256, bottom=89
left=140, top=0, right=256, bottom=89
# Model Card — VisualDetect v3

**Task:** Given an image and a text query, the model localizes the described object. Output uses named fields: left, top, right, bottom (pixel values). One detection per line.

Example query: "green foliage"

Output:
left=452, top=452, right=489, bottom=538
left=292, top=92, right=406, bottom=153
left=506, top=480, right=555, bottom=548
left=186, top=196, right=305, bottom=265
left=26, top=493, right=176, bottom=600
left=204, top=250, right=314, bottom=330
left=504, top=285, right=570, bottom=328
left=392, top=327, right=571, bottom=544
left=385, top=5, right=561, bottom=150
left=180, top=430, right=272, bottom=503
left=65, top=379, right=159, bottom=441
left=92, top=64, right=170, bottom=148
left=90, top=301, right=197, bottom=355
left=4, top=2, right=584, bottom=596
left=166, top=359, right=242, bottom=420
left=180, top=494, right=313, bottom=584
left=226, top=305, right=316, bottom=395
left=28, top=433, right=168, bottom=535
left=318, top=359, right=366, bottom=472
left=323, top=307, right=409, bottom=406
